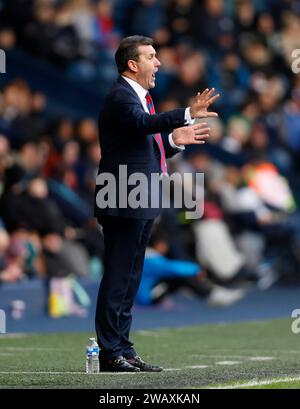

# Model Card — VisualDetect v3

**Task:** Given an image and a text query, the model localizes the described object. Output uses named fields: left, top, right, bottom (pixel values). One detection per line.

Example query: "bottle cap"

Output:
left=89, top=337, right=95, bottom=341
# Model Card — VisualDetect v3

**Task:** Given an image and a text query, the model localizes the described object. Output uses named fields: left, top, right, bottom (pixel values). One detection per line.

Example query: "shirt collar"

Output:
left=121, top=75, right=148, bottom=103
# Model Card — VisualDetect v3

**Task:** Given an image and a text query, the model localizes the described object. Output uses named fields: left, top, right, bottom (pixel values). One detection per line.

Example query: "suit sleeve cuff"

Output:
left=185, top=107, right=195, bottom=125
left=169, top=133, right=185, bottom=150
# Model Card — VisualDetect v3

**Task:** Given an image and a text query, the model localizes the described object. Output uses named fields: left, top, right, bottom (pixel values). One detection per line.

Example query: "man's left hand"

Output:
left=190, top=88, right=220, bottom=119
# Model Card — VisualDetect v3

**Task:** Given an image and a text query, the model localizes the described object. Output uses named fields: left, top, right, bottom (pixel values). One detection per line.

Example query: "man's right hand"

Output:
left=190, top=88, right=220, bottom=119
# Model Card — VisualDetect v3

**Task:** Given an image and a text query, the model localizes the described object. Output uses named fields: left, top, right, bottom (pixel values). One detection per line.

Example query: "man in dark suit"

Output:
left=94, top=35, right=219, bottom=372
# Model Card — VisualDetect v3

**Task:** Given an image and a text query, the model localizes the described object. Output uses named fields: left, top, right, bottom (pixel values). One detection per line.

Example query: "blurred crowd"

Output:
left=1, top=0, right=300, bottom=304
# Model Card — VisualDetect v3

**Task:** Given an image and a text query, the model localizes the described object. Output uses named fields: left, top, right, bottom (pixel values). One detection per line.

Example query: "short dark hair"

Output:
left=115, top=35, right=154, bottom=74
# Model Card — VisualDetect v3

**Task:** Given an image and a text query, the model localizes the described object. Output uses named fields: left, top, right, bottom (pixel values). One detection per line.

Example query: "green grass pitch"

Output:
left=0, top=318, right=299, bottom=389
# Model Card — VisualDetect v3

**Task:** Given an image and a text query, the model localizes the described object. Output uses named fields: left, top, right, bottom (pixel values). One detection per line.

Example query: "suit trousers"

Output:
left=96, top=215, right=154, bottom=360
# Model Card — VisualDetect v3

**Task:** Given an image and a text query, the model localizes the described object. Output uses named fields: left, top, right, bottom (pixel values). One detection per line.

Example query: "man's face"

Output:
left=134, top=45, right=161, bottom=90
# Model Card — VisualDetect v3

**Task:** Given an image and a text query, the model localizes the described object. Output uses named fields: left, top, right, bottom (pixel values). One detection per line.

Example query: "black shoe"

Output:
left=126, top=356, right=163, bottom=372
left=100, top=356, right=140, bottom=372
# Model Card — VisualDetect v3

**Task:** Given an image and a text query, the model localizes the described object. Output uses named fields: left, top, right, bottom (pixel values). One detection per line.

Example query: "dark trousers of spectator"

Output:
left=152, top=276, right=212, bottom=304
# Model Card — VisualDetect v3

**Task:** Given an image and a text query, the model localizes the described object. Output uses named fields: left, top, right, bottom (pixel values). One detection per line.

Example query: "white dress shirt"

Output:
left=122, top=76, right=194, bottom=150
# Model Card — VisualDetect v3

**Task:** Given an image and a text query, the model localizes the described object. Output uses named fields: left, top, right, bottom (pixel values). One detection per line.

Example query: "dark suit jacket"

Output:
left=94, top=76, right=186, bottom=219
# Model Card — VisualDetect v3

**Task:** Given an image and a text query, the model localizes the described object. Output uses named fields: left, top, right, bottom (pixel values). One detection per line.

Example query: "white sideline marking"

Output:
left=165, top=366, right=210, bottom=371
left=186, top=365, right=209, bottom=369
left=0, top=371, right=136, bottom=376
left=0, top=356, right=279, bottom=375
left=211, top=376, right=300, bottom=389
left=191, top=354, right=248, bottom=359
left=136, top=330, right=159, bottom=337
left=0, top=333, right=27, bottom=339
left=249, top=356, right=274, bottom=361
left=164, top=368, right=182, bottom=372
left=0, top=347, right=66, bottom=351
left=0, top=372, right=84, bottom=375
left=0, top=367, right=209, bottom=375
left=215, top=349, right=299, bottom=354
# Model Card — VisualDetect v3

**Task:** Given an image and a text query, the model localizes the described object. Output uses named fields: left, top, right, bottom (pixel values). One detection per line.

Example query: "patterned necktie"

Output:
left=145, top=92, right=167, bottom=174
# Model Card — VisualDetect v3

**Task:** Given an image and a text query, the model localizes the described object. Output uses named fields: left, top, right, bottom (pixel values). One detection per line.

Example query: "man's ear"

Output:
left=127, top=59, right=138, bottom=73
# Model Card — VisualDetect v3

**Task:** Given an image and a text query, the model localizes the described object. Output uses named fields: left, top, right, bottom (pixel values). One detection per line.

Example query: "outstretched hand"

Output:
left=172, top=123, right=210, bottom=146
left=190, top=88, right=220, bottom=119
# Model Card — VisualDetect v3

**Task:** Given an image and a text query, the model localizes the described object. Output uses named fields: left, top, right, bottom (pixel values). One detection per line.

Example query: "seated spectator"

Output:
left=136, top=228, right=244, bottom=307
left=0, top=227, right=24, bottom=283
left=93, top=0, right=122, bottom=49
left=219, top=162, right=300, bottom=283
left=49, top=139, right=81, bottom=191
left=1, top=176, right=91, bottom=278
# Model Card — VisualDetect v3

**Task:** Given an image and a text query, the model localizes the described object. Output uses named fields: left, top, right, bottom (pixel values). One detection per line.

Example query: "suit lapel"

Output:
left=117, top=76, right=145, bottom=110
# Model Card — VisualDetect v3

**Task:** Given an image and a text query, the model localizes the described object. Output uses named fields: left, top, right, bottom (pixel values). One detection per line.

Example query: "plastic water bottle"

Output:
left=86, top=337, right=100, bottom=373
